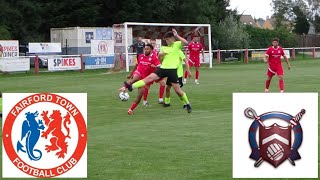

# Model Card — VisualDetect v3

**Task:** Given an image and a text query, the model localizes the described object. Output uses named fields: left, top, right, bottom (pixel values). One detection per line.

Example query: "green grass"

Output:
left=1, top=59, right=320, bottom=180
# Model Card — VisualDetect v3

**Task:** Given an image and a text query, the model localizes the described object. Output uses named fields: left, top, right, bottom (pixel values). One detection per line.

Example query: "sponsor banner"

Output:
left=90, top=40, right=114, bottom=55
left=252, top=51, right=265, bottom=60
left=28, top=43, right=62, bottom=54
left=0, top=58, right=30, bottom=72
left=84, top=56, right=114, bottom=69
left=48, top=57, right=81, bottom=71
left=96, top=28, right=112, bottom=40
left=284, top=50, right=290, bottom=58
left=252, top=50, right=290, bottom=60
left=0, top=40, right=19, bottom=57
left=2, top=93, right=87, bottom=178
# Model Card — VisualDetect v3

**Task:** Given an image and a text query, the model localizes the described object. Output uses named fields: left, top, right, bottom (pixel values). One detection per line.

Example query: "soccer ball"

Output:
left=119, top=92, right=130, bottom=101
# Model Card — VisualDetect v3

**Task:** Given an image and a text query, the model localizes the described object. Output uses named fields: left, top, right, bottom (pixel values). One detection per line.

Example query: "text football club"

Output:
left=2, top=93, right=87, bottom=178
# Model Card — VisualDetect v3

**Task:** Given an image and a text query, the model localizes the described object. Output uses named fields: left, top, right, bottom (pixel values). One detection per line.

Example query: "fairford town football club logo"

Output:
left=245, top=107, right=305, bottom=168
left=2, top=93, right=87, bottom=178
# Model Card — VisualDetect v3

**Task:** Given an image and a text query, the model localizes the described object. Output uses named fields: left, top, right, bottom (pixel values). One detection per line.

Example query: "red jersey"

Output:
left=187, top=42, right=203, bottom=57
left=265, top=46, right=285, bottom=67
left=136, top=52, right=160, bottom=76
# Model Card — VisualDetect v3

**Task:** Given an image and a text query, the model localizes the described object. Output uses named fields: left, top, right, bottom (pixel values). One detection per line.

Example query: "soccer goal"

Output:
left=112, top=22, right=212, bottom=72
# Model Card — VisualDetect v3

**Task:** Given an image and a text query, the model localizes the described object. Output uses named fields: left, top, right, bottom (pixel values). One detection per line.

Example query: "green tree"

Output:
left=215, top=15, right=250, bottom=49
left=314, top=14, right=320, bottom=33
left=0, top=25, right=11, bottom=39
left=292, top=6, right=310, bottom=34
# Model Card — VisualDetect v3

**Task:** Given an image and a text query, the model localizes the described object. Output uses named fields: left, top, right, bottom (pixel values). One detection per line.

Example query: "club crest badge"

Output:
left=2, top=93, right=87, bottom=178
left=245, top=107, right=305, bottom=168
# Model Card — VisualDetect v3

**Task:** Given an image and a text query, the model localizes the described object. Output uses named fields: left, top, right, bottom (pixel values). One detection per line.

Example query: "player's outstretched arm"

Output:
left=172, top=29, right=188, bottom=46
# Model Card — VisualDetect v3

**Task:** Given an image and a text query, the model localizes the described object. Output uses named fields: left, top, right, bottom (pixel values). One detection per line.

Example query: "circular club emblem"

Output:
left=98, top=41, right=108, bottom=54
left=3, top=93, right=87, bottom=178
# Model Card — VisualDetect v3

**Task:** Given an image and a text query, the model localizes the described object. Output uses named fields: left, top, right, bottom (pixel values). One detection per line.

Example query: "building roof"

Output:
left=240, top=15, right=257, bottom=27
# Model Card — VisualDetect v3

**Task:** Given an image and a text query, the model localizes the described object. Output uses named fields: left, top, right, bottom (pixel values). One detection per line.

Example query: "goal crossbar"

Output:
left=123, top=22, right=212, bottom=72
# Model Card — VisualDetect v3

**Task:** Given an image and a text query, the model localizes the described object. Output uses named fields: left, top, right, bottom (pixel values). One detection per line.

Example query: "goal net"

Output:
left=112, top=22, right=212, bottom=72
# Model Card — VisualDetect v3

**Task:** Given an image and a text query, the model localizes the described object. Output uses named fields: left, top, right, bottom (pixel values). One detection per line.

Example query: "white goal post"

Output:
left=123, top=22, right=213, bottom=72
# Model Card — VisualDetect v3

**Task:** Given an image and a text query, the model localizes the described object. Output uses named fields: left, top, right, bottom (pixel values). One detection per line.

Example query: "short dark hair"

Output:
left=145, top=43, right=154, bottom=50
left=272, top=38, right=279, bottom=42
left=163, top=31, right=174, bottom=39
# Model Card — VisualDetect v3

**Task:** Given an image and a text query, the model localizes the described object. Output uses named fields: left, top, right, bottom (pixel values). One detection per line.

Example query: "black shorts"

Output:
left=154, top=68, right=179, bottom=84
left=166, top=77, right=183, bottom=87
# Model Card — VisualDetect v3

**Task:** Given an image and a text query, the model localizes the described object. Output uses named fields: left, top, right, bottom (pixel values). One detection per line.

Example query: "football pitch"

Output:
left=1, top=59, right=320, bottom=179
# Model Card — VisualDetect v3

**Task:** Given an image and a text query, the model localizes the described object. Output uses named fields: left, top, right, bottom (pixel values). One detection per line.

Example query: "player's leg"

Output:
left=168, top=70, right=191, bottom=113
left=143, top=86, right=149, bottom=106
left=194, top=59, right=200, bottom=84
left=183, top=60, right=193, bottom=84
left=171, top=83, right=191, bottom=113
left=158, top=79, right=165, bottom=104
left=178, top=77, right=187, bottom=108
left=277, top=66, right=285, bottom=93
left=164, top=79, right=172, bottom=107
left=128, top=87, right=145, bottom=115
left=119, top=73, right=140, bottom=91
left=265, top=68, right=275, bottom=92
left=124, top=72, right=160, bottom=92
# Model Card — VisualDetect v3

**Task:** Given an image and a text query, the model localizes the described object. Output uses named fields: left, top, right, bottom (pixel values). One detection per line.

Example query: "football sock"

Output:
left=159, top=85, right=165, bottom=98
left=164, top=97, right=170, bottom=104
left=266, top=79, right=271, bottom=89
left=279, top=79, right=284, bottom=91
left=184, top=71, right=188, bottom=78
left=132, top=80, right=146, bottom=89
left=180, top=92, right=190, bottom=104
left=195, top=70, right=199, bottom=80
left=130, top=102, right=138, bottom=111
left=143, top=88, right=149, bottom=101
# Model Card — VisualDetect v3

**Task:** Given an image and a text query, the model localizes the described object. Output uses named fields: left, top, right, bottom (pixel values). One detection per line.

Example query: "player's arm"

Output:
left=264, top=48, right=270, bottom=63
left=172, top=29, right=188, bottom=45
left=151, top=55, right=161, bottom=68
left=264, top=54, right=269, bottom=63
left=282, top=49, right=291, bottom=70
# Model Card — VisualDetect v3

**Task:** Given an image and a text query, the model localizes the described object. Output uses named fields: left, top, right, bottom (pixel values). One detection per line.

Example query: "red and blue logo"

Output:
left=2, top=93, right=87, bottom=178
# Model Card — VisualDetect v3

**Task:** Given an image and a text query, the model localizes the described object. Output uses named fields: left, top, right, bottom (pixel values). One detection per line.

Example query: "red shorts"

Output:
left=133, top=70, right=148, bottom=79
left=267, top=65, right=283, bottom=76
left=188, top=56, right=200, bottom=67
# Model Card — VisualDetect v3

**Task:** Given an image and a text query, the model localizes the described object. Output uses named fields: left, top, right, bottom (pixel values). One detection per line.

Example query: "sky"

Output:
left=228, top=0, right=273, bottom=20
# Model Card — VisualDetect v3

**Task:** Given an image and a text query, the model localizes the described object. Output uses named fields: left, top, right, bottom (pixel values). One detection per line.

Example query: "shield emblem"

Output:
left=259, top=123, right=291, bottom=167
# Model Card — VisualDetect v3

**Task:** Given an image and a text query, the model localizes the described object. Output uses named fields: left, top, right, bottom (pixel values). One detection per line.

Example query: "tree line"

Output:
left=0, top=0, right=318, bottom=49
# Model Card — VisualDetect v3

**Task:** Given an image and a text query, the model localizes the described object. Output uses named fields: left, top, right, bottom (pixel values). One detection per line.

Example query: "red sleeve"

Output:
left=265, top=47, right=271, bottom=56
left=280, top=47, right=285, bottom=56
left=200, top=43, right=204, bottom=50
left=152, top=55, right=161, bottom=67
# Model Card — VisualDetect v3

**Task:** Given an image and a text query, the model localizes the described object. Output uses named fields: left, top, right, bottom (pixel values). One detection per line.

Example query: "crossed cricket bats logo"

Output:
left=245, top=107, right=305, bottom=168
